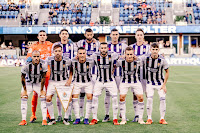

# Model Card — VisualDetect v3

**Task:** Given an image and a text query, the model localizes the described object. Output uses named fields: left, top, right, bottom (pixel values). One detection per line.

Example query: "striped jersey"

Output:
left=108, top=42, right=127, bottom=76
left=92, top=51, right=119, bottom=83
left=52, top=41, right=77, bottom=59
left=72, top=57, right=95, bottom=83
left=116, top=58, right=140, bottom=83
left=76, top=39, right=100, bottom=74
left=129, top=43, right=150, bottom=80
left=21, top=59, right=47, bottom=84
left=140, top=55, right=169, bottom=85
left=46, top=56, right=72, bottom=81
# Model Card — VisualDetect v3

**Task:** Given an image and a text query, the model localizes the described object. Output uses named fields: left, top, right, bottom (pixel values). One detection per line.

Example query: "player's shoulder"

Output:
left=77, top=39, right=84, bottom=43
left=93, top=52, right=100, bottom=56
left=47, top=56, right=54, bottom=60
left=159, top=54, right=165, bottom=60
left=63, top=56, right=71, bottom=61
left=46, top=41, right=53, bottom=46
left=86, top=57, right=93, bottom=62
left=118, top=57, right=125, bottom=62
left=108, top=51, right=115, bottom=55
left=40, top=59, right=46, bottom=64
left=71, top=57, right=78, bottom=63
left=129, top=43, right=136, bottom=47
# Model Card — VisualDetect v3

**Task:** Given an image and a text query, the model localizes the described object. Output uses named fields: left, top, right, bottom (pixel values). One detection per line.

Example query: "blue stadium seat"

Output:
left=195, top=19, right=199, bottom=24
left=7, top=55, right=12, bottom=59
left=82, top=14, right=86, bottom=18
left=77, top=13, right=81, bottom=18
left=63, top=11, right=68, bottom=14
left=63, top=14, right=67, bottom=18
left=124, top=17, right=128, bottom=21
left=193, top=6, right=197, bottom=11
left=44, top=4, right=48, bottom=8
left=86, top=17, right=90, bottom=21
left=53, top=17, right=57, bottom=22
left=59, top=11, right=63, bottom=14
left=119, top=17, right=123, bottom=21
left=81, top=17, right=85, bottom=21
left=67, top=14, right=72, bottom=18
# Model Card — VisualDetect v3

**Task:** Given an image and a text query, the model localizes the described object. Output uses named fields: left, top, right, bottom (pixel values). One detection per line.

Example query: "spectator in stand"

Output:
left=8, top=42, right=15, bottom=49
left=129, top=4, right=133, bottom=10
left=189, top=13, right=192, bottom=24
left=119, top=20, right=124, bottom=26
left=89, top=21, right=94, bottom=26
left=20, top=14, right=25, bottom=25
left=76, top=16, right=81, bottom=24
left=34, top=13, right=38, bottom=25
left=61, top=0, right=66, bottom=7
left=49, top=9, right=54, bottom=17
left=54, top=4, right=59, bottom=10
left=43, top=21, right=48, bottom=26
left=0, top=5, right=2, bottom=11
left=164, top=41, right=171, bottom=48
left=66, top=19, right=70, bottom=25
left=129, top=13, right=134, bottom=21
left=52, top=10, right=57, bottom=18
left=157, top=15, right=162, bottom=24
left=95, top=21, right=100, bottom=26
left=124, top=4, right=128, bottom=10
left=158, top=39, right=164, bottom=48
left=21, top=41, right=26, bottom=55
left=1, top=42, right=7, bottom=49
left=1, top=53, right=6, bottom=59
left=162, top=15, right=166, bottom=24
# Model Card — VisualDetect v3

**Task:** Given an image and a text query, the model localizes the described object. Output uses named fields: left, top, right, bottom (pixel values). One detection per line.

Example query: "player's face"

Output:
left=37, top=32, right=47, bottom=42
left=32, top=52, right=40, bottom=64
left=84, top=31, right=94, bottom=41
left=110, top=31, right=119, bottom=42
left=135, top=31, right=144, bottom=42
left=100, top=44, right=108, bottom=56
left=150, top=47, right=159, bottom=56
left=125, top=50, right=134, bottom=62
left=78, top=49, right=86, bottom=62
left=54, top=47, right=63, bottom=58
left=59, top=31, right=69, bottom=41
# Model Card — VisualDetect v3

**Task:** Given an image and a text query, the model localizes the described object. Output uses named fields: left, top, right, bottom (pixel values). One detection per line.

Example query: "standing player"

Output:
left=103, top=28, right=127, bottom=122
left=46, top=44, right=73, bottom=125
left=89, top=42, right=119, bottom=125
left=116, top=47, right=145, bottom=125
left=27, top=30, right=53, bottom=123
left=19, top=50, right=47, bottom=126
left=140, top=43, right=169, bottom=125
left=129, top=28, right=150, bottom=122
left=52, top=29, right=77, bottom=122
left=76, top=28, right=100, bottom=121
left=71, top=47, right=94, bottom=125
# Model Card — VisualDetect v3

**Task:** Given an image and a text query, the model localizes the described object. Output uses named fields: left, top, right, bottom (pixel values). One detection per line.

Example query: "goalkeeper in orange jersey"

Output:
left=26, top=30, right=53, bottom=123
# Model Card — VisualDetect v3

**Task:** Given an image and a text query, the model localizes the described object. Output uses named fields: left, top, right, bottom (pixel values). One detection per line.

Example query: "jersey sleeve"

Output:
left=163, top=59, right=169, bottom=70
left=116, top=59, right=122, bottom=67
left=112, top=52, right=119, bottom=61
left=122, top=43, right=128, bottom=55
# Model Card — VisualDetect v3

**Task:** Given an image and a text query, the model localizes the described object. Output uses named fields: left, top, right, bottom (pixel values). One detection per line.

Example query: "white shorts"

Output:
left=146, top=84, right=166, bottom=98
left=73, top=82, right=93, bottom=95
left=21, top=82, right=44, bottom=96
left=47, top=80, right=69, bottom=96
left=141, top=79, right=147, bottom=93
left=93, top=80, right=118, bottom=96
left=115, top=76, right=121, bottom=89
left=80, top=74, right=96, bottom=94
left=119, top=82, right=143, bottom=95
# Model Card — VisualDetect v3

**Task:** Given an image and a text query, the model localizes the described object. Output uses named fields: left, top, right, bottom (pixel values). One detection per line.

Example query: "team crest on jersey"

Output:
left=143, top=48, right=146, bottom=51
left=63, top=64, right=65, bottom=68
left=68, top=46, right=71, bottom=49
left=63, top=92, right=67, bottom=98
left=134, top=65, right=136, bottom=68
left=158, top=63, right=160, bottom=67
left=109, top=57, right=111, bottom=60
left=119, top=46, right=122, bottom=49
left=87, top=65, right=89, bottom=69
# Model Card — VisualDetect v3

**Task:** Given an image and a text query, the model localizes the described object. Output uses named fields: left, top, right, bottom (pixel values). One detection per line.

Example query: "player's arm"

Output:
left=65, top=66, right=73, bottom=86
left=160, top=59, right=169, bottom=93
left=21, top=73, right=28, bottom=98
left=40, top=72, right=46, bottom=97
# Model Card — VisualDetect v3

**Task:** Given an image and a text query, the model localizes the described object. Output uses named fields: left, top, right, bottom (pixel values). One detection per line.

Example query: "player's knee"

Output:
left=120, top=95, right=125, bottom=101
left=72, top=94, right=79, bottom=98
left=87, top=94, right=93, bottom=100
left=46, top=96, right=52, bottom=102
left=137, top=95, right=143, bottom=102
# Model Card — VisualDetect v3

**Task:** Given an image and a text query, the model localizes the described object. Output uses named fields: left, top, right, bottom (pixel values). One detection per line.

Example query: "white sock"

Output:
left=146, top=96, right=153, bottom=120
left=133, top=100, right=138, bottom=116
left=21, top=98, right=27, bottom=120
left=92, top=95, right=99, bottom=120
left=79, top=93, right=85, bottom=117
left=56, top=96, right=62, bottom=117
left=138, top=102, right=144, bottom=119
left=85, top=99, right=92, bottom=119
left=119, top=101, right=126, bottom=120
left=47, top=101, right=55, bottom=119
left=160, top=97, right=166, bottom=120
left=40, top=98, right=47, bottom=120
left=72, top=98, right=80, bottom=119
left=104, top=90, right=111, bottom=115
left=112, top=95, right=118, bottom=120
left=69, top=101, right=72, bottom=117
left=64, top=102, right=72, bottom=119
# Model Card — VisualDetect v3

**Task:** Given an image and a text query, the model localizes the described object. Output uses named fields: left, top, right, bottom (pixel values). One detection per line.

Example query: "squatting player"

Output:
left=19, top=50, right=47, bottom=126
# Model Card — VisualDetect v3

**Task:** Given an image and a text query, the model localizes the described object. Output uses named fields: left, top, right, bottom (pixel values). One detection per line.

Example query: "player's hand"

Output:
left=133, top=55, right=138, bottom=60
left=21, top=90, right=28, bottom=99
left=160, top=85, right=167, bottom=93
left=40, top=90, right=46, bottom=98
left=75, top=55, right=78, bottom=60
left=92, top=38, right=97, bottom=43
left=65, top=80, right=71, bottom=86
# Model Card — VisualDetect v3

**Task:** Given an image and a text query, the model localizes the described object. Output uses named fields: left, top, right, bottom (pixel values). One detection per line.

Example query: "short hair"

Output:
left=125, top=47, right=134, bottom=53
left=53, top=44, right=62, bottom=50
left=151, top=43, right=159, bottom=48
left=111, top=28, right=118, bottom=33
left=136, top=28, right=144, bottom=34
left=78, top=47, right=86, bottom=52
left=85, top=28, right=93, bottom=33
left=59, top=29, right=69, bottom=34
left=100, top=42, right=108, bottom=46
left=38, top=30, right=46, bottom=35
left=32, top=50, right=40, bottom=55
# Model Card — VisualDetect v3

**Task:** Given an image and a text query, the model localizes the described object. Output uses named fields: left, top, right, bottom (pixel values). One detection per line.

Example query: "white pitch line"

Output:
left=170, top=74, right=200, bottom=77
left=168, top=81, right=200, bottom=84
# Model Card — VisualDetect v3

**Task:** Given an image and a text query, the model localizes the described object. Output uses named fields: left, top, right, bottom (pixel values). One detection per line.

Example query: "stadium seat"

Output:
left=13, top=55, right=17, bottom=59
left=7, top=55, right=12, bottom=59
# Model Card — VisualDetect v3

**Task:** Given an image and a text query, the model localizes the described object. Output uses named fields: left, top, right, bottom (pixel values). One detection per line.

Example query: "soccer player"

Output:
left=129, top=28, right=150, bottom=122
left=76, top=28, right=100, bottom=121
left=89, top=42, right=120, bottom=125
left=46, top=44, right=73, bottom=125
left=103, top=28, right=127, bottom=122
left=27, top=30, right=53, bottom=123
left=117, top=47, right=145, bottom=125
left=19, top=50, right=47, bottom=126
left=52, top=29, right=76, bottom=122
left=140, top=43, right=169, bottom=125
left=71, top=47, right=94, bottom=125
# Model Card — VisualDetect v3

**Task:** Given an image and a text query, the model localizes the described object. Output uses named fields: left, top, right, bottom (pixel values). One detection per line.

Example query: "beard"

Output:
left=86, top=38, right=92, bottom=41
left=101, top=51, right=107, bottom=56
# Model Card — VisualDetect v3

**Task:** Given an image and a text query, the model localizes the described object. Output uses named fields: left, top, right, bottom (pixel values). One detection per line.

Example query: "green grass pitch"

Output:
left=0, top=66, right=199, bottom=133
